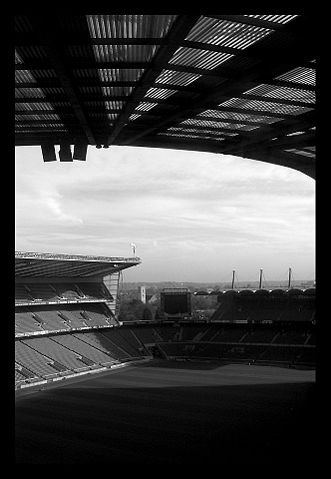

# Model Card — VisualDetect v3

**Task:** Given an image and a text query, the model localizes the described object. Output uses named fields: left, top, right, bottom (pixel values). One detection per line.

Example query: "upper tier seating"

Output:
left=15, top=282, right=112, bottom=303
left=25, top=284, right=60, bottom=302
left=15, top=303, right=115, bottom=336
left=15, top=309, right=44, bottom=333
left=15, top=284, right=34, bottom=302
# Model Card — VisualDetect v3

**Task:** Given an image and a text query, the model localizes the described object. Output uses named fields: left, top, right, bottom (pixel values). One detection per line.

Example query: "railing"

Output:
left=15, top=298, right=108, bottom=307
left=15, top=250, right=141, bottom=263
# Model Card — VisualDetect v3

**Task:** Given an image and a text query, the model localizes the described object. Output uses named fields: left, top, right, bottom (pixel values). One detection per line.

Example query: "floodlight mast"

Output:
left=288, top=267, right=292, bottom=289
left=231, top=270, right=235, bottom=290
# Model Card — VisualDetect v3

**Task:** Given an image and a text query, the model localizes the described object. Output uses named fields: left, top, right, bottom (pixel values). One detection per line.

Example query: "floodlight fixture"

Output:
left=59, top=142, right=73, bottom=161
left=41, top=143, right=57, bottom=162
left=73, top=142, right=88, bottom=161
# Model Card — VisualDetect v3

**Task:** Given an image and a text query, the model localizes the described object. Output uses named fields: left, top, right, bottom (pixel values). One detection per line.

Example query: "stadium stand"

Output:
left=15, top=252, right=316, bottom=389
left=15, top=340, right=63, bottom=378
left=51, top=334, right=115, bottom=366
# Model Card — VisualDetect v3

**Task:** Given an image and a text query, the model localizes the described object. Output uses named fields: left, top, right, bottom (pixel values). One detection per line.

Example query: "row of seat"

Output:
left=129, top=324, right=316, bottom=347
left=157, top=342, right=315, bottom=365
left=15, top=323, right=316, bottom=386
left=15, top=282, right=112, bottom=303
left=15, top=304, right=117, bottom=335
left=15, top=328, right=147, bottom=385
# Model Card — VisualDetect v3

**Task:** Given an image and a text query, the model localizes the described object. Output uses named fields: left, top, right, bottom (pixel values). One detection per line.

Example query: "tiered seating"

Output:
left=198, top=324, right=220, bottom=341
left=51, top=334, right=114, bottom=365
left=131, top=326, right=160, bottom=344
left=15, top=340, right=61, bottom=378
left=26, top=283, right=60, bottom=302
left=22, top=337, right=89, bottom=371
left=57, top=307, right=88, bottom=328
left=180, top=325, right=206, bottom=341
left=81, top=304, right=111, bottom=327
left=99, top=330, right=138, bottom=360
left=79, top=283, right=112, bottom=300
left=117, top=328, right=146, bottom=353
left=306, top=332, right=316, bottom=345
left=34, top=309, right=69, bottom=332
left=15, top=284, right=33, bottom=303
left=154, top=325, right=179, bottom=342
left=15, top=309, right=43, bottom=333
left=104, top=329, right=142, bottom=357
left=210, top=328, right=247, bottom=343
left=15, top=369, right=27, bottom=383
left=244, top=328, right=278, bottom=344
left=53, top=283, right=82, bottom=300
left=73, top=332, right=121, bottom=361
left=260, top=346, right=302, bottom=362
left=296, top=349, right=316, bottom=364
left=272, top=331, right=308, bottom=345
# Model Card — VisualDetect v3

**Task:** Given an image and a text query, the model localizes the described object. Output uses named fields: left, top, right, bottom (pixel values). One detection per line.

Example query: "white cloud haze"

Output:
left=15, top=145, right=315, bottom=283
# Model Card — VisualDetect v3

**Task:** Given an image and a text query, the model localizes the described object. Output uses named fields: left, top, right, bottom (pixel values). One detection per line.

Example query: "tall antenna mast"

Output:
left=231, top=270, right=235, bottom=289
left=288, top=267, right=292, bottom=289
left=259, top=269, right=263, bottom=289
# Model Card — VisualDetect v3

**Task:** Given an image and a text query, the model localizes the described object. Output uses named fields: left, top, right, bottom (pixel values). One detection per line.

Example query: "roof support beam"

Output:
left=205, top=15, right=290, bottom=30
left=15, top=78, right=316, bottom=93
left=105, top=15, right=200, bottom=147
left=18, top=16, right=99, bottom=145
left=120, top=16, right=315, bottom=146
left=219, top=111, right=315, bottom=154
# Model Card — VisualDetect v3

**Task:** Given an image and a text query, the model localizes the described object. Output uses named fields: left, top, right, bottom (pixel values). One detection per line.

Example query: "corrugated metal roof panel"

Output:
left=155, top=69, right=202, bottom=86
left=15, top=88, right=46, bottom=99
left=16, top=46, right=48, bottom=59
left=186, top=16, right=272, bottom=49
left=243, top=83, right=315, bottom=103
left=169, top=46, right=234, bottom=69
left=219, top=97, right=314, bottom=115
left=276, top=67, right=316, bottom=86
left=15, top=70, right=37, bottom=83
left=178, top=118, right=259, bottom=131
left=15, top=15, right=34, bottom=32
left=15, top=113, right=62, bottom=121
left=86, top=15, right=177, bottom=39
left=159, top=132, right=226, bottom=141
left=199, top=109, right=283, bottom=124
left=244, top=15, right=298, bottom=24
left=15, top=103, right=58, bottom=112
left=145, top=87, right=178, bottom=100
left=136, top=102, right=159, bottom=112
left=92, top=44, right=159, bottom=62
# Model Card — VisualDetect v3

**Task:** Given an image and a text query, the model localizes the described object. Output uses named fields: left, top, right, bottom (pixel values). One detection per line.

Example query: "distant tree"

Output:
left=142, top=307, right=153, bottom=320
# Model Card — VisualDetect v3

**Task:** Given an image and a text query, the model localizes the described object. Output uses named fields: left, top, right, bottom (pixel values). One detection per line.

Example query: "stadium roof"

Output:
left=15, top=251, right=141, bottom=278
left=15, top=15, right=316, bottom=178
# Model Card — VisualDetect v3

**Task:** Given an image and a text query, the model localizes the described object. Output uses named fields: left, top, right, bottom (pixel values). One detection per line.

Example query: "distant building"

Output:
left=139, top=285, right=146, bottom=304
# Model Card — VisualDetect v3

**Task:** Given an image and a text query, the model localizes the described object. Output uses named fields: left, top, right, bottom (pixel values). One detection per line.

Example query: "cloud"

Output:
left=15, top=145, right=315, bottom=281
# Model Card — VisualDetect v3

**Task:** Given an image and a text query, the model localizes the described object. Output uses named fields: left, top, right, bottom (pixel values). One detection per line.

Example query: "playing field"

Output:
left=15, top=360, right=316, bottom=464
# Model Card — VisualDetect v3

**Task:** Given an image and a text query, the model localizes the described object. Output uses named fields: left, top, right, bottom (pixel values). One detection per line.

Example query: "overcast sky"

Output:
left=15, top=145, right=315, bottom=283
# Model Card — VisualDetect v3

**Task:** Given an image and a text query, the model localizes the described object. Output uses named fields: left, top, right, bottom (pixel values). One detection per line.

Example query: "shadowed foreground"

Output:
left=15, top=361, right=316, bottom=464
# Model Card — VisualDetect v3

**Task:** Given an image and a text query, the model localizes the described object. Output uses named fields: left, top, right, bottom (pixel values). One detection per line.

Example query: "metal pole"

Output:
left=288, top=267, right=292, bottom=289
left=231, top=270, right=235, bottom=289
left=259, top=269, right=263, bottom=289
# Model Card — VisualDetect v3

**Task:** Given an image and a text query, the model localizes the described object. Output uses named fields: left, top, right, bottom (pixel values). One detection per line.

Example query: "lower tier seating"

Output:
left=15, top=322, right=316, bottom=387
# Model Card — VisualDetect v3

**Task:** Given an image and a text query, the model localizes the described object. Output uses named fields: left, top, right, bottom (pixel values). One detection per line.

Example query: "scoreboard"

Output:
left=160, top=288, right=191, bottom=318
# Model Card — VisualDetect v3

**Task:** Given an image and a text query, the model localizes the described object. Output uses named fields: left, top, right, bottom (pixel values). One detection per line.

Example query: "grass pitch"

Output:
left=15, top=360, right=316, bottom=464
